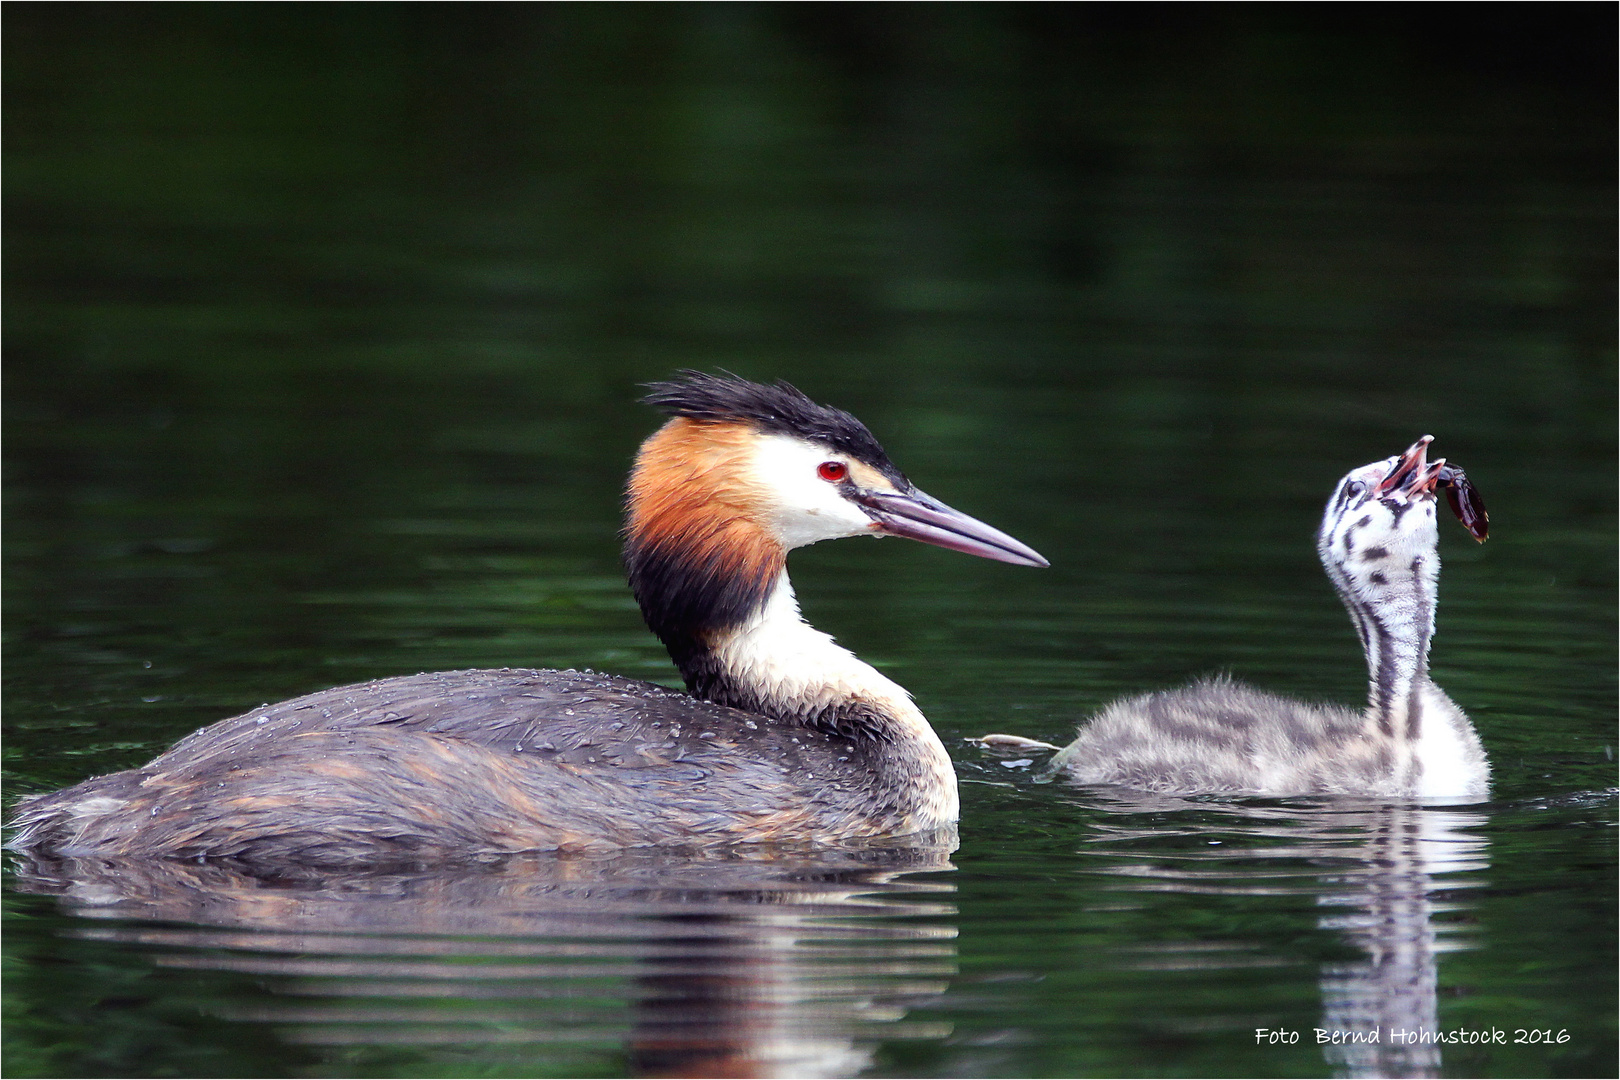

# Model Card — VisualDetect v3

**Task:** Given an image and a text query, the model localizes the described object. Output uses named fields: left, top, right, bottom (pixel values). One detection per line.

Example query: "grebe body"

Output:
left=15, top=669, right=943, bottom=864
left=10, top=374, right=1046, bottom=865
left=983, top=438, right=1490, bottom=799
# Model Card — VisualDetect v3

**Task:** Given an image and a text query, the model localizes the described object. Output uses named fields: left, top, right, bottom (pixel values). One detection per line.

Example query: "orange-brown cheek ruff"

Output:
left=625, top=419, right=787, bottom=668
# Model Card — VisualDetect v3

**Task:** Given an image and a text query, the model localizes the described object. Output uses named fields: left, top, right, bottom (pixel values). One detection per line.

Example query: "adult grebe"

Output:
left=10, top=373, right=1047, bottom=865
left=980, top=437, right=1490, bottom=799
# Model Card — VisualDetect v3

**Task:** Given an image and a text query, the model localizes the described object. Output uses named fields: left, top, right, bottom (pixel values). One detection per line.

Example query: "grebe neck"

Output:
left=634, top=556, right=959, bottom=823
left=690, top=571, right=936, bottom=743
left=1333, top=541, right=1441, bottom=749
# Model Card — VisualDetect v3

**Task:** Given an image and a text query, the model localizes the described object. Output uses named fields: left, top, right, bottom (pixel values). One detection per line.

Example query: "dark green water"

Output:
left=5, top=8, right=1615, bottom=1077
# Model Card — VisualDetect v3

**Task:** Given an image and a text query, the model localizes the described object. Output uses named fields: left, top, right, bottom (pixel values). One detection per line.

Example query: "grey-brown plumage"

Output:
left=9, top=669, right=934, bottom=864
left=1048, top=676, right=1410, bottom=796
left=9, top=374, right=1047, bottom=866
left=986, top=437, right=1490, bottom=800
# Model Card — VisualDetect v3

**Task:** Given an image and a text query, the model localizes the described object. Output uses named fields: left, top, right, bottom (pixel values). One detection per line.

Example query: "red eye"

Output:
left=817, top=461, right=849, bottom=483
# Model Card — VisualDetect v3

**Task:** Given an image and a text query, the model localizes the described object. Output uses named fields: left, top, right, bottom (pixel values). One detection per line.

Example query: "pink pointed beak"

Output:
left=853, top=487, right=1049, bottom=568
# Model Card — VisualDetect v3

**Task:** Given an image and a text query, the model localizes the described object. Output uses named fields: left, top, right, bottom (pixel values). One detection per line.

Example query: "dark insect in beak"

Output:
left=1436, top=464, right=1489, bottom=542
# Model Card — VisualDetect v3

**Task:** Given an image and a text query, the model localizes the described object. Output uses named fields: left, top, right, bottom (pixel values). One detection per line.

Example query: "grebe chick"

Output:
left=981, top=437, right=1491, bottom=799
left=10, top=373, right=1047, bottom=865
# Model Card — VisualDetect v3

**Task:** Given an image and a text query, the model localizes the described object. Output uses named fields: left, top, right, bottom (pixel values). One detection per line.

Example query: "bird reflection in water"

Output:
left=10, top=833, right=959, bottom=1078
left=1061, top=793, right=1487, bottom=1080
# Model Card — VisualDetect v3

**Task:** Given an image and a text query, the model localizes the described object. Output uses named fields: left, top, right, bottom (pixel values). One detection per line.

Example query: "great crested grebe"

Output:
left=980, top=437, right=1491, bottom=799
left=10, top=373, right=1047, bottom=865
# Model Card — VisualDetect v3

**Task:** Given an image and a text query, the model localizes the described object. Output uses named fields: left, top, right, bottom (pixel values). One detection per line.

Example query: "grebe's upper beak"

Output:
left=854, top=487, right=1049, bottom=568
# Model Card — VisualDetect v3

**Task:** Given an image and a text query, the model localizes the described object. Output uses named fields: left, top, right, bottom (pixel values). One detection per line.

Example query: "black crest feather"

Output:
left=641, top=371, right=906, bottom=485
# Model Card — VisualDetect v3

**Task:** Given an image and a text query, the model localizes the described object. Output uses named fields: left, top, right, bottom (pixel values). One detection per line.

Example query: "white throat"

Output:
left=711, top=572, right=922, bottom=729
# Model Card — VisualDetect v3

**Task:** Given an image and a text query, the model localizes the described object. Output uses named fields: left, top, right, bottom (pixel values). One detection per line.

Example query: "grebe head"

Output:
left=1316, top=436, right=1488, bottom=614
left=624, top=371, right=1046, bottom=671
left=633, top=371, right=1048, bottom=566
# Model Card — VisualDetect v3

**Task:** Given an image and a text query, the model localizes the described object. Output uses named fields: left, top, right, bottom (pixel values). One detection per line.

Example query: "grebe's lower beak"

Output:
left=855, top=488, right=1049, bottom=568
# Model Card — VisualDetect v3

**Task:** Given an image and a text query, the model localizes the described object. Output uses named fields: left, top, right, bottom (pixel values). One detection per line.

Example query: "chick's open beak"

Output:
left=1378, top=435, right=1490, bottom=542
left=855, top=488, right=1049, bottom=568
left=1377, top=435, right=1434, bottom=495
